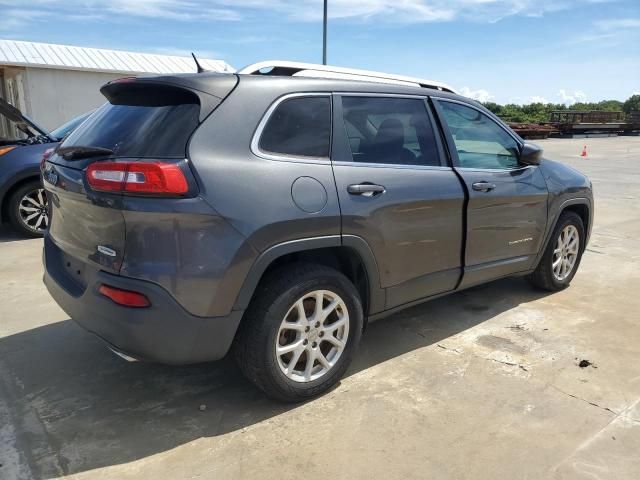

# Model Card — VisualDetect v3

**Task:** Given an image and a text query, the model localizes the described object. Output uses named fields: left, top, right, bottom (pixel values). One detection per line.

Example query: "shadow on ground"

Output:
left=0, top=226, right=33, bottom=243
left=0, top=277, right=550, bottom=479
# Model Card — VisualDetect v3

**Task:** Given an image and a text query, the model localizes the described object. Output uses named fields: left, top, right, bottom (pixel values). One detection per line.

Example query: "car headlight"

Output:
left=0, top=146, right=17, bottom=156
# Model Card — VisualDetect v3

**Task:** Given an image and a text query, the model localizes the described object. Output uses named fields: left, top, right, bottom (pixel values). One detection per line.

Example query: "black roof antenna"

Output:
left=191, top=53, right=206, bottom=73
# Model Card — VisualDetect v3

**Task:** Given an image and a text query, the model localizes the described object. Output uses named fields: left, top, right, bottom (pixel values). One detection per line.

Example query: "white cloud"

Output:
left=108, top=1, right=242, bottom=21
left=506, top=96, right=551, bottom=105
left=558, top=89, right=588, bottom=106
left=571, top=17, right=640, bottom=44
left=459, top=86, right=494, bottom=103
left=0, top=0, right=599, bottom=25
left=0, top=0, right=242, bottom=27
left=284, top=0, right=455, bottom=22
left=567, top=32, right=620, bottom=45
left=221, top=0, right=593, bottom=23
left=529, top=96, right=549, bottom=104
left=594, top=18, right=640, bottom=30
left=0, top=9, right=49, bottom=31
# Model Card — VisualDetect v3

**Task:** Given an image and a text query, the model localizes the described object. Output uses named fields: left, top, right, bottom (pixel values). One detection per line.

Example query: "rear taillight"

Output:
left=86, top=161, right=189, bottom=195
left=98, top=284, right=150, bottom=308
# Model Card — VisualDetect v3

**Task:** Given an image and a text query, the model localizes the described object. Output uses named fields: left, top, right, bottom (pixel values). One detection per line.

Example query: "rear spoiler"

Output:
left=101, top=74, right=239, bottom=122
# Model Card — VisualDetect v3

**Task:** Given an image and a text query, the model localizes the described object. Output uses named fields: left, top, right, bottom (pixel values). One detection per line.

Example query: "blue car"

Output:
left=0, top=98, right=91, bottom=236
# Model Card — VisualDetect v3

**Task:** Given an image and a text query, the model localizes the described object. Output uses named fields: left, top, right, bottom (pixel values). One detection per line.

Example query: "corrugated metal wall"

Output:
left=23, top=68, right=122, bottom=131
left=0, top=39, right=235, bottom=138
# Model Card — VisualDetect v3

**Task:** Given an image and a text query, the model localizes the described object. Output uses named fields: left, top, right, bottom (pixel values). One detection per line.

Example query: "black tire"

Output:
left=528, top=211, right=585, bottom=291
left=234, top=263, right=364, bottom=402
left=7, top=180, right=48, bottom=238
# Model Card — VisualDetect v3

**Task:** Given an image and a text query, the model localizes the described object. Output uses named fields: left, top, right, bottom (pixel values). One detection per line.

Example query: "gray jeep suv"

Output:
left=42, top=63, right=593, bottom=401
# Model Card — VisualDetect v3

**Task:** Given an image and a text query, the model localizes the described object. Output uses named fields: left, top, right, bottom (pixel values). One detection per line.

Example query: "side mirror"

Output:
left=519, top=142, right=543, bottom=166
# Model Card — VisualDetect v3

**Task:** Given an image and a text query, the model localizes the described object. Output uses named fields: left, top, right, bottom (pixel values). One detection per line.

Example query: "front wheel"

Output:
left=234, top=264, right=363, bottom=402
left=528, top=211, right=585, bottom=291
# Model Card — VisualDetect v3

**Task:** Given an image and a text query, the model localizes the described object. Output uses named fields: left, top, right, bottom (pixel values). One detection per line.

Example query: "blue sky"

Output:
left=1, top=0, right=638, bottom=104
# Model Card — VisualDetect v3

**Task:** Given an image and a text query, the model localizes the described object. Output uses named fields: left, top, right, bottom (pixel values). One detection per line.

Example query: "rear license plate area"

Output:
left=62, top=252, right=88, bottom=290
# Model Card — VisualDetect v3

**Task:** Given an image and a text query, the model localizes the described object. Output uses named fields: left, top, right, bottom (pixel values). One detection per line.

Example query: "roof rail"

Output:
left=238, top=60, right=458, bottom=94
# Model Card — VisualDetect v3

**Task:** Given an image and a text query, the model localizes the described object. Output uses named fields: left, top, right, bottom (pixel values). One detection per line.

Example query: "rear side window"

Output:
left=60, top=86, right=200, bottom=158
left=259, top=96, right=331, bottom=158
left=340, top=96, right=440, bottom=166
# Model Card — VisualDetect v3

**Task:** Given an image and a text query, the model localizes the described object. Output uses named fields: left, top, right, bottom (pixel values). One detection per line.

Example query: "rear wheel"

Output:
left=8, top=181, right=48, bottom=238
left=528, top=211, right=584, bottom=291
left=234, top=264, right=363, bottom=402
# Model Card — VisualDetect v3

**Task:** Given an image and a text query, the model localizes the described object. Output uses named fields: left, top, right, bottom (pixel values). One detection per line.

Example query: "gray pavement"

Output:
left=1, top=136, right=639, bottom=479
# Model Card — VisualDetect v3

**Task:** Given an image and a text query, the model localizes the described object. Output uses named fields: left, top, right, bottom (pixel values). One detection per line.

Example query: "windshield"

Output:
left=49, top=111, right=93, bottom=141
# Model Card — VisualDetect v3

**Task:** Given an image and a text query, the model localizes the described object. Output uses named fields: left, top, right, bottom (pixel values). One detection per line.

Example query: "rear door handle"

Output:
left=472, top=181, right=496, bottom=192
left=347, top=183, right=386, bottom=197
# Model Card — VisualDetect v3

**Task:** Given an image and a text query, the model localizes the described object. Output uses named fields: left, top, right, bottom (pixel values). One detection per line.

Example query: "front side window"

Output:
left=340, top=96, right=440, bottom=166
left=439, top=101, right=520, bottom=169
left=259, top=96, right=331, bottom=158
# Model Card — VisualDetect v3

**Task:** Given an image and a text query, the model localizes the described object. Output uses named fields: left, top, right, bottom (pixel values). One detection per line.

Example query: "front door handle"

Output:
left=472, top=181, right=496, bottom=192
left=347, top=183, right=386, bottom=197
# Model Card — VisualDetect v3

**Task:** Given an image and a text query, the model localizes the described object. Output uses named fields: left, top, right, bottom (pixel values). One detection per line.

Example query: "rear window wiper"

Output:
left=57, top=146, right=114, bottom=161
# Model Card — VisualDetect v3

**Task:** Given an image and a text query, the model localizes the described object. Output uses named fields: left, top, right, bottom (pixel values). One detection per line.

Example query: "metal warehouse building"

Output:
left=0, top=39, right=234, bottom=139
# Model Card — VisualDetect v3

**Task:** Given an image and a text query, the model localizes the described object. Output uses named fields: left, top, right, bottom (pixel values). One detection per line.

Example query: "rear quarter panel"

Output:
left=185, top=79, right=342, bottom=316
left=119, top=197, right=257, bottom=317
left=187, top=78, right=341, bottom=252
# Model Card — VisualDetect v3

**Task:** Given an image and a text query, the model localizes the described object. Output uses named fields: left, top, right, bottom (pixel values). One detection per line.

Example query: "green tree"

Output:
left=623, top=95, right=640, bottom=114
left=481, top=96, right=632, bottom=123
left=483, top=102, right=503, bottom=116
left=597, top=100, right=623, bottom=111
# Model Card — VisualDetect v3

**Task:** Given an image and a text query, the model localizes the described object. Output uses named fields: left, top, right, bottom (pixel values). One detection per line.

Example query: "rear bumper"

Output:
left=43, top=236, right=244, bottom=365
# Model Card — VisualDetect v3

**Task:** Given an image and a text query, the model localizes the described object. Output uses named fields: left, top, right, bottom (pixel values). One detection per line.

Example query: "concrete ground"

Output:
left=1, top=136, right=639, bottom=480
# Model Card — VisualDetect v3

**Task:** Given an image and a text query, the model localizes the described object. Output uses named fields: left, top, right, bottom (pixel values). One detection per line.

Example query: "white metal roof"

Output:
left=0, top=39, right=235, bottom=75
left=239, top=60, right=458, bottom=94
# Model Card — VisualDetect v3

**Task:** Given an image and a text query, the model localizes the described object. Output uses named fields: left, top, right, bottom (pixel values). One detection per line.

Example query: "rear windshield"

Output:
left=60, top=90, right=200, bottom=158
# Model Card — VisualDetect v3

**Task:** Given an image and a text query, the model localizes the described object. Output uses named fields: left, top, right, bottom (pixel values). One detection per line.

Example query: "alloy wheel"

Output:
left=18, top=188, right=48, bottom=233
left=275, top=290, right=349, bottom=383
left=552, top=225, right=579, bottom=281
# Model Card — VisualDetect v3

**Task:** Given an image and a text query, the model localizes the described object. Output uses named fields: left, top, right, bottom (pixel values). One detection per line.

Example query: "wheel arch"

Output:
left=562, top=203, right=590, bottom=245
left=533, top=197, right=592, bottom=268
left=233, top=235, right=385, bottom=318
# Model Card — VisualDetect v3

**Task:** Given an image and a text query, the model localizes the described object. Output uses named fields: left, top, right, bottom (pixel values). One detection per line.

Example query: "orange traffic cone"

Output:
left=580, top=145, right=588, bottom=157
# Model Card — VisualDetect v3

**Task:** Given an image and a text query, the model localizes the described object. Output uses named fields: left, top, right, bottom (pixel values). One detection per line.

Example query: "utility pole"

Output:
left=323, top=0, right=328, bottom=65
